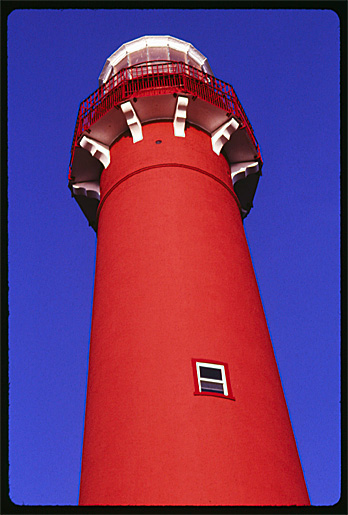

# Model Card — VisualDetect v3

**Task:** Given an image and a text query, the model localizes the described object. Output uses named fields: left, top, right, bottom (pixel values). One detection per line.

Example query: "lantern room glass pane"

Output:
left=168, top=48, right=186, bottom=64
left=129, top=48, right=148, bottom=66
left=114, top=57, right=128, bottom=75
left=148, top=46, right=169, bottom=62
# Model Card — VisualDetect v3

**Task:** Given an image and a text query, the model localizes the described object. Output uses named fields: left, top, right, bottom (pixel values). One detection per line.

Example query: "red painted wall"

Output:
left=79, top=122, right=310, bottom=506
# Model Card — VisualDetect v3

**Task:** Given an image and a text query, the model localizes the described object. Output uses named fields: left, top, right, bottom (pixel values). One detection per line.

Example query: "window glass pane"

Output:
left=187, top=56, right=200, bottom=70
left=114, top=57, right=128, bottom=74
left=148, top=47, right=169, bottom=61
left=200, top=381, right=224, bottom=394
left=199, top=366, right=222, bottom=380
left=129, top=48, right=148, bottom=66
left=168, top=48, right=185, bottom=63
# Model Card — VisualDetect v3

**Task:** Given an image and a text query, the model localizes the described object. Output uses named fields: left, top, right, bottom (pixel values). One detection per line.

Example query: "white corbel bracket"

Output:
left=72, top=181, right=100, bottom=201
left=211, top=118, right=239, bottom=155
left=120, top=101, right=143, bottom=143
left=230, top=161, right=260, bottom=185
left=173, top=96, right=189, bottom=137
left=80, top=136, right=111, bottom=169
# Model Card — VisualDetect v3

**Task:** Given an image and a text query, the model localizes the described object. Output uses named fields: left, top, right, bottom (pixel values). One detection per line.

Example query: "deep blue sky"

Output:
left=8, top=8, right=340, bottom=506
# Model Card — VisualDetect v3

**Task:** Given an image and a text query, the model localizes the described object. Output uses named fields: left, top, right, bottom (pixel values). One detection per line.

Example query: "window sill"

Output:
left=194, top=391, right=235, bottom=401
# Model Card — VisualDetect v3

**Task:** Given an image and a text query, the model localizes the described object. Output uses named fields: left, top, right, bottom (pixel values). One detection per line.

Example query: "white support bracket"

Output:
left=230, top=161, right=260, bottom=185
left=211, top=118, right=239, bottom=155
left=72, top=181, right=100, bottom=201
left=80, top=136, right=111, bottom=169
left=120, top=101, right=143, bottom=143
left=173, top=96, right=189, bottom=137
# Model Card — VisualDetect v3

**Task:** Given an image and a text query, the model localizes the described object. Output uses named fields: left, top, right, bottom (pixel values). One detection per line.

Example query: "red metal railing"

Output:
left=69, top=61, right=261, bottom=179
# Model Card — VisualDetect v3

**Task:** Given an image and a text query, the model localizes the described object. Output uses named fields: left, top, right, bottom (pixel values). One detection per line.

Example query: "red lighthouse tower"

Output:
left=68, top=36, right=310, bottom=506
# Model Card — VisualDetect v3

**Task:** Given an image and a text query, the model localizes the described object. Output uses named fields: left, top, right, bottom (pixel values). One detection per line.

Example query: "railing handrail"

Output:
left=69, top=61, right=261, bottom=179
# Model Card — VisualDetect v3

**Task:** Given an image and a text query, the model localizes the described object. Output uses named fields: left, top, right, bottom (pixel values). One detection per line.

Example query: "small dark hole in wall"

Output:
left=156, top=140, right=162, bottom=144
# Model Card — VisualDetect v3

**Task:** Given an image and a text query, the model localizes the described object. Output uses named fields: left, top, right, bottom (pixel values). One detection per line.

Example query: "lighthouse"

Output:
left=68, top=35, right=310, bottom=506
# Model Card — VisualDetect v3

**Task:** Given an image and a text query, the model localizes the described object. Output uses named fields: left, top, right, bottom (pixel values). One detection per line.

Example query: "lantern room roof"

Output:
left=98, top=35, right=214, bottom=85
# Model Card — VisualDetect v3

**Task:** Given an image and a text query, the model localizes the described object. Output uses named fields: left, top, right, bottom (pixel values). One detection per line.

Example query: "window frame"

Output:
left=192, top=358, right=235, bottom=401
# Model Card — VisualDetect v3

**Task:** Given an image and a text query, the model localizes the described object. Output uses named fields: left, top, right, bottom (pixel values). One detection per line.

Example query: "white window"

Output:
left=196, top=361, right=228, bottom=396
